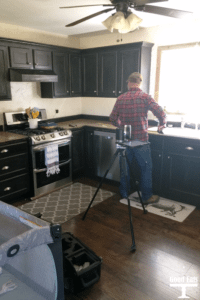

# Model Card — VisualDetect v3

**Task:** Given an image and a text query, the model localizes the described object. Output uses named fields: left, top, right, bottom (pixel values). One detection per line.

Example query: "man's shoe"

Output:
left=143, top=195, right=160, bottom=205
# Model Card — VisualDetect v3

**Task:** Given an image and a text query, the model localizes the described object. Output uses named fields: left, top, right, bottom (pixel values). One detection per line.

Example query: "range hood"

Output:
left=9, top=69, right=58, bottom=82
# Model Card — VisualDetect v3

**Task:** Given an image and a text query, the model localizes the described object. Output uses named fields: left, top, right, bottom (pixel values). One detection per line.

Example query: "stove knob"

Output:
left=41, top=135, right=46, bottom=140
left=50, top=133, right=55, bottom=138
left=64, top=131, right=68, bottom=135
left=59, top=132, right=64, bottom=136
left=36, top=136, right=41, bottom=141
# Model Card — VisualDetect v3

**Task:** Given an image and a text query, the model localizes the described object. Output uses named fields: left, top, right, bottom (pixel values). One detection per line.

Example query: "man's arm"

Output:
left=147, top=96, right=166, bottom=132
left=109, top=99, right=121, bottom=127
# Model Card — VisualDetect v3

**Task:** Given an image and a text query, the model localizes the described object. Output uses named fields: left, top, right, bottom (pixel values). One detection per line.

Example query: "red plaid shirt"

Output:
left=110, top=87, right=166, bottom=142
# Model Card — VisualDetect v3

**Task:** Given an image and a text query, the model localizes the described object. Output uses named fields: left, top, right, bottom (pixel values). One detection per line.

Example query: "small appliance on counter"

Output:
left=4, top=110, right=72, bottom=198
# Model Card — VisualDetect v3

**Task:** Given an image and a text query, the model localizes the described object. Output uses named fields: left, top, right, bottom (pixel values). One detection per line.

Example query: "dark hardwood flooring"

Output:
left=61, top=177, right=200, bottom=300
left=13, top=177, right=200, bottom=299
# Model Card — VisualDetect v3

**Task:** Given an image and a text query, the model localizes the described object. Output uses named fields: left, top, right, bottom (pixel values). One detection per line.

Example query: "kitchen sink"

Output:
left=149, top=126, right=200, bottom=138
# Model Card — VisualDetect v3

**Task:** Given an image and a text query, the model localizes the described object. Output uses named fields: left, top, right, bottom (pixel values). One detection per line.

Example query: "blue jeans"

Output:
left=119, top=143, right=153, bottom=202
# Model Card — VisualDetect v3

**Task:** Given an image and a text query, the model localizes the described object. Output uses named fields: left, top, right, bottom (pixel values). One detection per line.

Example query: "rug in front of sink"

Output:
left=19, top=183, right=115, bottom=224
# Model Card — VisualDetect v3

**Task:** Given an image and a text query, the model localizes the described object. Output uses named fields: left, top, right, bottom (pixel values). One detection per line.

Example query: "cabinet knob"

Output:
left=185, top=147, right=194, bottom=151
left=4, top=187, right=11, bottom=192
left=168, top=156, right=170, bottom=159
left=2, top=166, right=9, bottom=170
left=113, top=91, right=115, bottom=93
left=27, top=62, right=32, bottom=65
left=67, top=91, right=69, bottom=93
left=72, top=91, right=74, bottom=93
left=159, top=154, right=161, bottom=158
left=35, top=63, right=39, bottom=66
left=1, top=149, right=8, bottom=153
left=94, top=91, right=97, bottom=93
left=119, top=91, right=122, bottom=94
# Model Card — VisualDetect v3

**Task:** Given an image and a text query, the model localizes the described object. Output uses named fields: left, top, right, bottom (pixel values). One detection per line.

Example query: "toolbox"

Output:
left=62, top=232, right=102, bottom=294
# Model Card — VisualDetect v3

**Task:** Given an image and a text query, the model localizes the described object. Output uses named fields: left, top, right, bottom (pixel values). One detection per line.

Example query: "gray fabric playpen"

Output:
left=0, top=201, right=64, bottom=299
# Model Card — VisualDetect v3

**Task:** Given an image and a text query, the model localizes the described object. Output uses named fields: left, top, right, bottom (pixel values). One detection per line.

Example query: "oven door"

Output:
left=31, top=139, right=72, bottom=197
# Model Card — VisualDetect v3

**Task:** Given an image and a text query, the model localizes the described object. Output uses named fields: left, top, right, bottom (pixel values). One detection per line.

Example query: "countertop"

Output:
left=57, top=119, right=117, bottom=130
left=0, top=131, right=28, bottom=144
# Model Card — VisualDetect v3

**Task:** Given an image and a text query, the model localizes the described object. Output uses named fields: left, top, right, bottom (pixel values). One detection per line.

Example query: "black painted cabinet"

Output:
left=72, top=129, right=85, bottom=178
left=82, top=42, right=153, bottom=98
left=98, top=50, right=118, bottom=97
left=9, top=46, right=33, bottom=68
left=70, top=54, right=82, bottom=97
left=33, top=49, right=52, bottom=70
left=117, top=48, right=140, bottom=96
left=9, top=46, right=52, bottom=70
left=82, top=53, right=98, bottom=97
left=149, top=134, right=200, bottom=207
left=84, top=128, right=95, bottom=176
left=0, top=140, right=30, bottom=202
left=0, top=45, right=11, bottom=100
left=41, top=51, right=82, bottom=98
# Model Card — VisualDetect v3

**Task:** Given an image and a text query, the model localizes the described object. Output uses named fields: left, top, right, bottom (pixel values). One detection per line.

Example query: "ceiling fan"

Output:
left=60, top=0, right=193, bottom=28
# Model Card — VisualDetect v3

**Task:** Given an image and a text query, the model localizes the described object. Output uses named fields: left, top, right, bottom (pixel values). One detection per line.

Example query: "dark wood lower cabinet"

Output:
left=149, top=134, right=200, bottom=207
left=72, top=129, right=85, bottom=178
left=0, top=140, right=30, bottom=202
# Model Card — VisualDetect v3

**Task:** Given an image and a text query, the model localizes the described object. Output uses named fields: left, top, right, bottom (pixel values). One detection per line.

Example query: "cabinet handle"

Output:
left=168, top=156, right=170, bottom=159
left=119, top=91, right=122, bottom=94
left=2, top=166, right=9, bottom=170
left=72, top=91, right=74, bottom=93
left=185, top=147, right=194, bottom=151
left=1, top=149, right=8, bottom=153
left=159, top=154, right=161, bottom=158
left=113, top=91, right=115, bottom=93
left=94, top=91, right=97, bottom=93
left=67, top=91, right=69, bottom=93
left=27, top=62, right=32, bottom=65
left=4, top=187, right=11, bottom=192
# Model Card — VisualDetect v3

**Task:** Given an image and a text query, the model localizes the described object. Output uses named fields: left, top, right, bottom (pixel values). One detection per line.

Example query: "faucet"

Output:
left=181, top=117, right=185, bottom=129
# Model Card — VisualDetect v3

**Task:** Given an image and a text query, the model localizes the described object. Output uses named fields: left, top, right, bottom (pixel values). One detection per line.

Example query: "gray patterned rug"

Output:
left=19, top=183, right=115, bottom=224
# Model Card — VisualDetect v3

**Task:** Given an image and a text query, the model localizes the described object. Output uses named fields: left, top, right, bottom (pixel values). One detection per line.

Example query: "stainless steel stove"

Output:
left=4, top=110, right=72, bottom=198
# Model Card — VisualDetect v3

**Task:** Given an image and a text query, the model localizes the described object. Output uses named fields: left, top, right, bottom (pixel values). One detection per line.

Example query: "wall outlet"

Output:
left=55, top=109, right=59, bottom=114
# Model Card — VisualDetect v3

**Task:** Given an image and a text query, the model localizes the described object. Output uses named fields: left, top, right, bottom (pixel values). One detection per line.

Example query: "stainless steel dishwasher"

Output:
left=93, top=130, right=120, bottom=182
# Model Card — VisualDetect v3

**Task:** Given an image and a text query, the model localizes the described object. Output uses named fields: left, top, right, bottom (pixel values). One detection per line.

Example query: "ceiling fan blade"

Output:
left=65, top=8, right=115, bottom=27
left=132, top=0, right=168, bottom=5
left=60, top=5, right=113, bottom=9
left=135, top=5, right=193, bottom=18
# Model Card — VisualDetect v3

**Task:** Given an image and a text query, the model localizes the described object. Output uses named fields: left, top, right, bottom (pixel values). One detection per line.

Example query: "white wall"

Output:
left=1, top=19, right=200, bottom=125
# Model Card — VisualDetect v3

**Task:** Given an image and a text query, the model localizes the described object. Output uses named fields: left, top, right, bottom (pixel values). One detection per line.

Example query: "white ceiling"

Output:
left=0, top=0, right=199, bottom=36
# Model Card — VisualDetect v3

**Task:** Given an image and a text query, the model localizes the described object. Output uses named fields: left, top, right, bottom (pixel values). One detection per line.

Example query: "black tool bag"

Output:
left=62, top=232, right=102, bottom=294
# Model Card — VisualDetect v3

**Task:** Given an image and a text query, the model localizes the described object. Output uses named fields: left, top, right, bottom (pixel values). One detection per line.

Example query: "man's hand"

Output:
left=157, top=125, right=165, bottom=134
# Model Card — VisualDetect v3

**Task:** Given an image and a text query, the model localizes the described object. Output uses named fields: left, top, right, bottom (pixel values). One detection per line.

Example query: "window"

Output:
left=155, top=43, right=200, bottom=121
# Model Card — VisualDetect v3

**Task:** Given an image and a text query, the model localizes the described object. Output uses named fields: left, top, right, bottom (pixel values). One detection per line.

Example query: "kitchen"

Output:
left=0, top=1, right=200, bottom=299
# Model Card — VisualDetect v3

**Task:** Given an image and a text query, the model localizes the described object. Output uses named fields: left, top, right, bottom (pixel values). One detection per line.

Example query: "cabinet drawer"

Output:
left=0, top=173, right=30, bottom=198
left=0, top=141, right=28, bottom=159
left=0, top=153, right=28, bottom=177
left=164, top=138, right=200, bottom=157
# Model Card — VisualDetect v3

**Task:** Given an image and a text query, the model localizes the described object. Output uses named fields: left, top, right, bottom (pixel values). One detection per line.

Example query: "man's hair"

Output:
left=127, top=72, right=143, bottom=84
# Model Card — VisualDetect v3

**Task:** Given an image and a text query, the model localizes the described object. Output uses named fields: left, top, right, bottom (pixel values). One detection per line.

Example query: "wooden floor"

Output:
left=61, top=177, right=200, bottom=300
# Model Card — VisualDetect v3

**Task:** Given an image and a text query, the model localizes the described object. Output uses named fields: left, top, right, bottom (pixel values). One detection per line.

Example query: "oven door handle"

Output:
left=34, top=159, right=71, bottom=173
left=32, top=139, right=71, bottom=152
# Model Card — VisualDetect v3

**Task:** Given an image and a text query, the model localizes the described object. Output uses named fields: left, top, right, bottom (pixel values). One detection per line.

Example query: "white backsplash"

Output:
left=0, top=82, right=82, bottom=125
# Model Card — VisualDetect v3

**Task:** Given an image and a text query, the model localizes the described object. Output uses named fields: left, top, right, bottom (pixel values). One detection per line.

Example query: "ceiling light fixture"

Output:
left=102, top=11, right=142, bottom=33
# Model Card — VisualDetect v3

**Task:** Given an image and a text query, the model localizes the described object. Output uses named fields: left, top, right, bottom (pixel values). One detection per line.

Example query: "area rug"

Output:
left=19, top=183, right=115, bottom=224
left=120, top=192, right=196, bottom=222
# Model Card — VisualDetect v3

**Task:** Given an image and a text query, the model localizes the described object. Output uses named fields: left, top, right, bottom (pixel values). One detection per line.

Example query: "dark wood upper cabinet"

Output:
left=33, top=49, right=52, bottom=70
left=117, top=48, right=140, bottom=96
left=70, top=54, right=82, bottom=97
left=0, top=45, right=11, bottom=100
left=9, top=46, right=33, bottom=68
left=98, top=51, right=118, bottom=97
left=53, top=52, right=70, bottom=98
left=82, top=53, right=98, bottom=97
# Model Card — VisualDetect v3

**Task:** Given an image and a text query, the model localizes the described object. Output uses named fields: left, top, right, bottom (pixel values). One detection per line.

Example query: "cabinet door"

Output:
left=33, top=49, right=52, bottom=70
left=70, top=54, right=82, bottom=97
left=72, top=129, right=85, bottom=176
left=9, top=46, right=33, bottom=68
left=117, top=48, right=140, bottom=96
left=0, top=45, right=11, bottom=100
left=162, top=154, right=200, bottom=206
left=98, top=51, right=117, bottom=97
left=53, top=52, right=70, bottom=98
left=84, top=129, right=95, bottom=176
left=82, top=53, right=98, bottom=96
